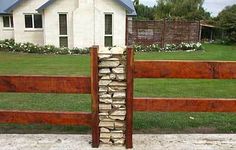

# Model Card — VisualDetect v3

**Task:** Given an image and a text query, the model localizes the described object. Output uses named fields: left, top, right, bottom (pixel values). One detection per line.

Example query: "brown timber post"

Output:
left=90, top=46, right=100, bottom=148
left=161, top=19, right=166, bottom=48
left=125, top=47, right=134, bottom=148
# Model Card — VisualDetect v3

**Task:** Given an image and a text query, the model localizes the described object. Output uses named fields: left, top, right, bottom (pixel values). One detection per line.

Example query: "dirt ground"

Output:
left=0, top=134, right=235, bottom=150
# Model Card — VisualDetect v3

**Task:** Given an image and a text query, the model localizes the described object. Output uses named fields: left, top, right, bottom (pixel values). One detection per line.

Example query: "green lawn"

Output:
left=0, top=43, right=235, bottom=134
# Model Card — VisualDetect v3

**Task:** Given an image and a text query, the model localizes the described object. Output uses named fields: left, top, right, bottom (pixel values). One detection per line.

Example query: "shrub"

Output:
left=133, top=42, right=203, bottom=52
left=0, top=39, right=90, bottom=55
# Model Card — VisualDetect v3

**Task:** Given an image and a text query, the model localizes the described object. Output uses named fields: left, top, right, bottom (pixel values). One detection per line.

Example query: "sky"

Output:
left=139, top=0, right=236, bottom=17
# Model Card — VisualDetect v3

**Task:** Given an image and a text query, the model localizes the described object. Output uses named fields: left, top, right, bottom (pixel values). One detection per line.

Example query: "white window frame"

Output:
left=2, top=15, right=14, bottom=29
left=58, top=13, right=68, bottom=48
left=104, top=13, right=113, bottom=47
left=24, top=13, right=43, bottom=31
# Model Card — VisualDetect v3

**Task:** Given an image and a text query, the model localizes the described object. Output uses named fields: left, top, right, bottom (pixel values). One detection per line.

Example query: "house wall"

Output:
left=73, top=0, right=127, bottom=48
left=73, top=0, right=94, bottom=48
left=0, top=16, right=14, bottom=40
left=12, top=0, right=48, bottom=45
left=43, top=0, right=77, bottom=48
left=95, top=0, right=126, bottom=48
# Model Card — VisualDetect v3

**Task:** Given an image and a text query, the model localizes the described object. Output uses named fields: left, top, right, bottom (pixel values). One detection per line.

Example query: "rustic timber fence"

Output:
left=0, top=47, right=100, bottom=148
left=0, top=47, right=236, bottom=149
left=125, top=48, right=236, bottom=148
left=127, top=19, right=201, bottom=47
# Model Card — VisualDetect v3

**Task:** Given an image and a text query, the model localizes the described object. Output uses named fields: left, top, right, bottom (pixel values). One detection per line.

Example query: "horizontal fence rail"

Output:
left=134, top=61, right=236, bottom=79
left=0, top=76, right=91, bottom=94
left=133, top=98, right=236, bottom=112
left=0, top=110, right=92, bottom=126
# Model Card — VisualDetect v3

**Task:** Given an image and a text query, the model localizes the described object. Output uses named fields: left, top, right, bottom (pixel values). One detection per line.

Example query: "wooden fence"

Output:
left=125, top=48, right=236, bottom=148
left=127, top=20, right=200, bottom=47
left=0, top=47, right=100, bottom=148
left=0, top=47, right=236, bottom=149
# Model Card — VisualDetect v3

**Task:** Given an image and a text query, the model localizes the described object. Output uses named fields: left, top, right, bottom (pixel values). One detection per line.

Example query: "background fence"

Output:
left=127, top=19, right=201, bottom=46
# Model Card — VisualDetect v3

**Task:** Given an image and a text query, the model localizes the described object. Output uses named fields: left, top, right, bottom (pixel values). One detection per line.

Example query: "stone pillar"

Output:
left=98, top=47, right=127, bottom=145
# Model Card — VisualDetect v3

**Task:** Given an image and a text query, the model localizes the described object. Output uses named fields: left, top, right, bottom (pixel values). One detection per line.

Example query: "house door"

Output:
left=59, top=13, right=68, bottom=48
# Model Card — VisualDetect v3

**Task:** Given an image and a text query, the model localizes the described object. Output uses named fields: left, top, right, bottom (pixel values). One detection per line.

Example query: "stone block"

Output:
left=99, top=61, right=120, bottom=68
left=112, top=67, right=125, bottom=74
left=100, top=94, right=112, bottom=99
left=100, top=133, right=111, bottom=139
left=100, top=128, right=110, bottom=133
left=110, top=110, right=126, bottom=116
left=99, top=122, right=114, bottom=129
left=99, top=104, right=112, bottom=110
left=109, top=81, right=127, bottom=87
left=99, top=68, right=110, bottom=74
left=113, top=92, right=126, bottom=98
left=99, top=80, right=112, bottom=86
left=116, top=74, right=126, bottom=81
left=115, top=121, right=125, bottom=128
left=99, top=98, right=112, bottom=103
left=109, top=115, right=126, bottom=121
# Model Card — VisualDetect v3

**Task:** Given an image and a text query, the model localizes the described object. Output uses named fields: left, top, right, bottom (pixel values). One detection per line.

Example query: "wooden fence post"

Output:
left=161, top=19, right=166, bottom=48
left=126, top=47, right=134, bottom=148
left=90, top=46, right=100, bottom=148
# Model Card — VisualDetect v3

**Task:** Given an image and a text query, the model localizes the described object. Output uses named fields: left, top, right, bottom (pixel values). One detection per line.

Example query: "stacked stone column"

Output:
left=98, top=47, right=127, bottom=145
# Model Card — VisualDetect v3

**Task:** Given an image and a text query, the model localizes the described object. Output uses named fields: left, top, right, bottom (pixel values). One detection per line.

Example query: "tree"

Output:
left=134, top=4, right=155, bottom=20
left=217, top=4, right=236, bottom=43
left=133, top=0, right=140, bottom=6
left=154, top=0, right=211, bottom=20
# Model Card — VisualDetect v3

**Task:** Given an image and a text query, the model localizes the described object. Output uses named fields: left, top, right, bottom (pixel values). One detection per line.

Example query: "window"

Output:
left=59, top=14, right=68, bottom=48
left=3, top=15, right=14, bottom=28
left=24, top=14, right=42, bottom=29
left=104, top=14, right=113, bottom=47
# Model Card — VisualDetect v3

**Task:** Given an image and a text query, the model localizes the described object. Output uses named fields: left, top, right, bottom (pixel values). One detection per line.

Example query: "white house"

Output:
left=0, top=0, right=136, bottom=48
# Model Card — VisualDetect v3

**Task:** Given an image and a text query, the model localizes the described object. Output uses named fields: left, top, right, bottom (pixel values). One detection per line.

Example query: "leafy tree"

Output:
left=154, top=0, right=211, bottom=20
left=217, top=4, right=236, bottom=43
left=134, top=4, right=155, bottom=20
left=133, top=0, right=140, bottom=6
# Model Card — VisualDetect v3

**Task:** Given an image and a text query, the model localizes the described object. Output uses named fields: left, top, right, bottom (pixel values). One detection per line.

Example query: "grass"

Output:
left=0, top=43, right=236, bottom=134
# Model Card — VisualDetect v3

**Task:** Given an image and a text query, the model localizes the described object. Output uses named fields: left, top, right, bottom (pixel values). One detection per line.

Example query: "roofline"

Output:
left=36, top=0, right=55, bottom=12
left=4, top=0, right=22, bottom=13
left=0, top=13, right=12, bottom=15
left=115, top=0, right=134, bottom=13
left=4, top=0, right=137, bottom=16
left=37, top=0, right=137, bottom=16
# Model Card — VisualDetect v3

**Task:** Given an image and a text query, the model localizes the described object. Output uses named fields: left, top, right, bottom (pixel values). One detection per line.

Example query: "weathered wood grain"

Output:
left=90, top=47, right=100, bottom=148
left=0, top=110, right=92, bottom=126
left=134, top=98, right=236, bottom=112
left=126, top=48, right=134, bottom=149
left=0, top=76, right=91, bottom=94
left=134, top=61, right=236, bottom=79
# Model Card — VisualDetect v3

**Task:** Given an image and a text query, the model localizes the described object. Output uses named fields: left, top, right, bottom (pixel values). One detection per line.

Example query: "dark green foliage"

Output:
left=217, top=4, right=236, bottom=43
left=152, top=0, right=210, bottom=20
left=134, top=4, right=155, bottom=20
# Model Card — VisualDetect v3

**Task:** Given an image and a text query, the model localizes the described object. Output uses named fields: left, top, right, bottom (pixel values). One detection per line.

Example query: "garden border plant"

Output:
left=0, top=39, right=90, bottom=55
left=0, top=39, right=204, bottom=55
left=133, top=42, right=203, bottom=52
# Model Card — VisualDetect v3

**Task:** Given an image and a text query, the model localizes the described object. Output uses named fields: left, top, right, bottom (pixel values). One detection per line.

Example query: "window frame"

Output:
left=2, top=15, right=14, bottom=29
left=58, top=13, right=68, bottom=48
left=104, top=13, right=113, bottom=47
left=24, top=13, right=43, bottom=30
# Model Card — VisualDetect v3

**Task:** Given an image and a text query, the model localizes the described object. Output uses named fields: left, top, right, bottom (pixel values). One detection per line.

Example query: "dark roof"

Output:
left=0, top=0, right=18, bottom=14
left=36, top=0, right=137, bottom=16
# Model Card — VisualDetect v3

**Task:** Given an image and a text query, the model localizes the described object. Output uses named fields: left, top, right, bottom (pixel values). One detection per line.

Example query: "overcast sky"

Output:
left=139, top=0, right=236, bottom=17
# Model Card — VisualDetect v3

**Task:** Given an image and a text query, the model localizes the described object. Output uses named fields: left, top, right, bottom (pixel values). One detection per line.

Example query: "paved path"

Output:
left=0, top=134, right=235, bottom=150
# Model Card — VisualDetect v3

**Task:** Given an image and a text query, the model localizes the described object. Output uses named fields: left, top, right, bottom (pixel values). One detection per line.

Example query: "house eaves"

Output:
left=4, top=0, right=22, bottom=13
left=0, top=0, right=18, bottom=14
left=36, top=0, right=137, bottom=16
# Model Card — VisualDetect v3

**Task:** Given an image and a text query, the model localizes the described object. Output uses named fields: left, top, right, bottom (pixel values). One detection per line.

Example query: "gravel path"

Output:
left=0, top=134, right=235, bottom=150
